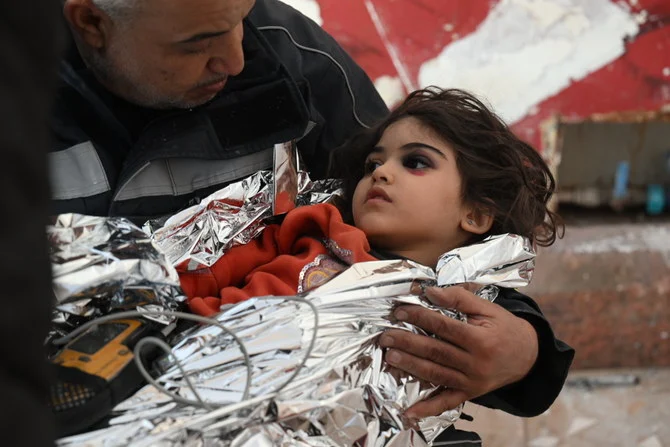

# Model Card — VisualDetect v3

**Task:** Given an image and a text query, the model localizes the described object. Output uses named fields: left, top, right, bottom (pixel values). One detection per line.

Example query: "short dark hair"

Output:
left=328, top=87, right=563, bottom=247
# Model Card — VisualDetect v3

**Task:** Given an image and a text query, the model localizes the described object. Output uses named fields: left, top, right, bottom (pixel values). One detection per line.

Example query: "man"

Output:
left=1, top=0, right=64, bottom=445
left=52, top=0, right=387, bottom=222
left=51, top=0, right=573, bottom=444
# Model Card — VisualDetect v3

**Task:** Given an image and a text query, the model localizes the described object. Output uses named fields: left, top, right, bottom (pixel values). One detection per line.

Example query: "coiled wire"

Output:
left=52, top=296, right=319, bottom=410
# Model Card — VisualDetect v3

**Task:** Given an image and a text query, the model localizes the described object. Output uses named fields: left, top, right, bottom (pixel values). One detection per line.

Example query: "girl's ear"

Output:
left=461, top=207, right=494, bottom=235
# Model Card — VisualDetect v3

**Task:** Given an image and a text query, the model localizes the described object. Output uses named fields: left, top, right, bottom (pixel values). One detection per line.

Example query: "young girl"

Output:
left=178, top=87, right=561, bottom=316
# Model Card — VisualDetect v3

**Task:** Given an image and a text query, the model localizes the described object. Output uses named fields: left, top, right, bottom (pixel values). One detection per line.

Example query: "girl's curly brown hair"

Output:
left=328, top=87, right=563, bottom=247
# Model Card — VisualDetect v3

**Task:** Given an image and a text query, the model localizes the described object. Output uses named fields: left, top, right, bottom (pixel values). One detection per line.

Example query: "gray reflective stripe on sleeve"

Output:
left=114, top=148, right=274, bottom=201
left=48, top=141, right=111, bottom=200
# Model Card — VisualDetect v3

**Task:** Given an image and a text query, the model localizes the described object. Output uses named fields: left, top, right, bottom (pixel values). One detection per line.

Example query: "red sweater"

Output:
left=178, top=204, right=377, bottom=316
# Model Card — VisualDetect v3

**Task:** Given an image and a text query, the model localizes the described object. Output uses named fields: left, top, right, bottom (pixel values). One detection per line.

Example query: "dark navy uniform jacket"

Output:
left=50, top=0, right=389, bottom=223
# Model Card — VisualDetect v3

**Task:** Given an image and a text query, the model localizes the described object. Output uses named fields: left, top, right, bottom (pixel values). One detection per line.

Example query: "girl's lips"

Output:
left=366, top=187, right=391, bottom=202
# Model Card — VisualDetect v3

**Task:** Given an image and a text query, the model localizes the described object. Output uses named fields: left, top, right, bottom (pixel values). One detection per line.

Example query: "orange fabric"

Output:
left=178, top=203, right=377, bottom=316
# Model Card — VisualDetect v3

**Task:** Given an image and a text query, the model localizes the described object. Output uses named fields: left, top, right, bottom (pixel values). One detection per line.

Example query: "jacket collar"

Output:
left=59, top=19, right=310, bottom=167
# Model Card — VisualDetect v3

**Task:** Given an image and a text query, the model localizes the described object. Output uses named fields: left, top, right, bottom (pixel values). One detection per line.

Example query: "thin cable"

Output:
left=52, top=310, right=252, bottom=406
left=257, top=25, right=372, bottom=129
left=133, top=336, right=211, bottom=410
left=158, top=296, right=322, bottom=442
left=52, top=295, right=319, bottom=408
left=83, top=297, right=318, bottom=447
left=136, top=296, right=319, bottom=404
left=130, top=295, right=318, bottom=410
left=251, top=295, right=319, bottom=396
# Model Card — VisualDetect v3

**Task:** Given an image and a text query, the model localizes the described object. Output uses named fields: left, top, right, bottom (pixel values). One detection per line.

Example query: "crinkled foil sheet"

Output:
left=48, top=214, right=186, bottom=339
left=436, top=234, right=535, bottom=289
left=56, top=234, right=535, bottom=447
left=145, top=170, right=343, bottom=270
left=47, top=166, right=339, bottom=344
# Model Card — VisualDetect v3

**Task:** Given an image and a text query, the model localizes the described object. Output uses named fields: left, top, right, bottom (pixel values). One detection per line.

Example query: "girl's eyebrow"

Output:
left=371, top=143, right=447, bottom=159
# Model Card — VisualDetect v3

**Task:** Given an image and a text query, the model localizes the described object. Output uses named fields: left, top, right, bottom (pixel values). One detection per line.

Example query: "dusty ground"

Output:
left=456, top=368, right=669, bottom=447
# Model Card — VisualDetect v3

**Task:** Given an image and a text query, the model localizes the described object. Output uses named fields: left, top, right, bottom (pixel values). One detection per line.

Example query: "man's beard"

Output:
left=84, top=49, right=215, bottom=110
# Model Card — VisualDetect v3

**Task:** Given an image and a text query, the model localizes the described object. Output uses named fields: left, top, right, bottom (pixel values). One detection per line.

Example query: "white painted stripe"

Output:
left=418, top=0, right=640, bottom=124
left=364, top=0, right=417, bottom=94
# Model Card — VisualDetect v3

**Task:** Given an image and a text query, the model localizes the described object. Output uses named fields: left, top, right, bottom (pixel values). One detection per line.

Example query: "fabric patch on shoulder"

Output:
left=323, top=238, right=354, bottom=264
left=298, top=254, right=348, bottom=293
left=49, top=141, right=110, bottom=200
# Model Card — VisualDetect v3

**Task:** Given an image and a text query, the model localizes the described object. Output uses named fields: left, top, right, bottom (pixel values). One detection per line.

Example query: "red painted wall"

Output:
left=316, top=0, right=670, bottom=150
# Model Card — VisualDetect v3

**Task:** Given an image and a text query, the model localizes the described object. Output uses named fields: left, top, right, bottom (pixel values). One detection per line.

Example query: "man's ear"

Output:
left=461, top=207, right=494, bottom=235
left=63, top=0, right=110, bottom=50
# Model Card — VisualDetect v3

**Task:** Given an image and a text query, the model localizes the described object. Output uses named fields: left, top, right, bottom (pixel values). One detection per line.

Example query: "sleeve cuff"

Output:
left=473, top=310, right=575, bottom=416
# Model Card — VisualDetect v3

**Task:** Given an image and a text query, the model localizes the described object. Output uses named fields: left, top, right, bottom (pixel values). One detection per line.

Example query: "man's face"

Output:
left=90, top=0, right=256, bottom=109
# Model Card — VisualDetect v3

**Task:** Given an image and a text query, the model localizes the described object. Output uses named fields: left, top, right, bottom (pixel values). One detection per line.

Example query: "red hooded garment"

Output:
left=178, top=203, right=377, bottom=316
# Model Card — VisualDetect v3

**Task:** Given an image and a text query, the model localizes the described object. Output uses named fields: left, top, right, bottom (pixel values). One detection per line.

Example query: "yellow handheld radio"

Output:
left=49, top=318, right=165, bottom=437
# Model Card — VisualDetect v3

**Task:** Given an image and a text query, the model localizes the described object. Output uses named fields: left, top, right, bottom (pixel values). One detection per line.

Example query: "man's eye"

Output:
left=180, top=39, right=213, bottom=54
left=404, top=156, right=431, bottom=170
left=182, top=45, right=208, bottom=54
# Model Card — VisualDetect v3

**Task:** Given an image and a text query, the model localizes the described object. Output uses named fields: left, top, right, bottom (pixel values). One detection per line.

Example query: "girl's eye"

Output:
left=403, top=155, right=431, bottom=170
left=364, top=159, right=382, bottom=175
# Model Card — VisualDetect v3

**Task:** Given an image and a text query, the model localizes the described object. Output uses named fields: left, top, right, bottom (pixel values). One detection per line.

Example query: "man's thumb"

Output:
left=405, top=388, right=468, bottom=420
left=425, top=286, right=490, bottom=314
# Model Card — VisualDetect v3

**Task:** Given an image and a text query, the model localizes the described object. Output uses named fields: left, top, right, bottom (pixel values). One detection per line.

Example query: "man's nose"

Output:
left=207, top=24, right=245, bottom=76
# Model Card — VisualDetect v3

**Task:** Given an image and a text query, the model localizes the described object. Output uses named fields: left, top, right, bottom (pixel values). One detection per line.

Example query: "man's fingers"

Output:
left=380, top=329, right=471, bottom=374
left=394, top=305, right=477, bottom=347
left=384, top=348, right=468, bottom=389
left=424, top=286, right=494, bottom=315
left=405, top=389, right=469, bottom=420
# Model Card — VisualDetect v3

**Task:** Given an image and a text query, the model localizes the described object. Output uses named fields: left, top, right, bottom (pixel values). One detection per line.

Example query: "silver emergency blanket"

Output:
left=272, top=141, right=300, bottom=215
left=437, top=233, right=534, bottom=289
left=47, top=151, right=338, bottom=339
left=145, top=170, right=343, bottom=271
left=48, top=214, right=186, bottom=334
left=57, top=233, right=535, bottom=447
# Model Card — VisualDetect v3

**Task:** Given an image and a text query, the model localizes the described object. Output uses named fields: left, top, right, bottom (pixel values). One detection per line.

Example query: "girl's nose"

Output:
left=372, top=162, right=393, bottom=183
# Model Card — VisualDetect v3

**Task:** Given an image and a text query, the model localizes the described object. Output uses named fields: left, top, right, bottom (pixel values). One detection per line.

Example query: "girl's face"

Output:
left=352, top=117, right=477, bottom=267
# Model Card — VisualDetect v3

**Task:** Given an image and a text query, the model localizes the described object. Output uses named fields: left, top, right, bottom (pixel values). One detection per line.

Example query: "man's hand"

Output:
left=379, top=286, right=539, bottom=419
